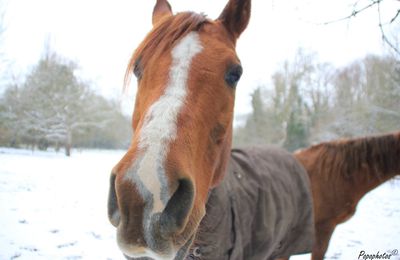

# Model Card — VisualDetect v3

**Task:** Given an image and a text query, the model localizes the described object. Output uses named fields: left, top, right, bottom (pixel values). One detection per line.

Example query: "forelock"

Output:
left=124, top=12, right=209, bottom=88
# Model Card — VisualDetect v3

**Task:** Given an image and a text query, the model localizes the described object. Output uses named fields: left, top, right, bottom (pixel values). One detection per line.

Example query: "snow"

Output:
left=0, top=148, right=123, bottom=260
left=0, top=148, right=399, bottom=260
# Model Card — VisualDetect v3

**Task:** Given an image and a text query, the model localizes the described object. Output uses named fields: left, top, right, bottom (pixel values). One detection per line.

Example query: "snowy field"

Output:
left=0, top=148, right=399, bottom=260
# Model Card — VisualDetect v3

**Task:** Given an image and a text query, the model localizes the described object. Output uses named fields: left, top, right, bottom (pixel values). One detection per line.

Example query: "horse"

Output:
left=294, top=131, right=400, bottom=260
left=107, top=0, right=252, bottom=259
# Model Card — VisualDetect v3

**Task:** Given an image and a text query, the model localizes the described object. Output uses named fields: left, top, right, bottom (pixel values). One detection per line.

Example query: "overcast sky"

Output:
left=2, top=0, right=399, bottom=120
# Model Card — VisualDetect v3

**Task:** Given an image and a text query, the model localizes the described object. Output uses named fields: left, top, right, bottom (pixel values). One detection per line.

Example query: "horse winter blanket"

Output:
left=187, top=146, right=314, bottom=260
left=127, top=147, right=314, bottom=260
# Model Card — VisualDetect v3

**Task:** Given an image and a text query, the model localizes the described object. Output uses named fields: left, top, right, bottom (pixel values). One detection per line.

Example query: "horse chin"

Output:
left=122, top=248, right=176, bottom=260
left=118, top=206, right=204, bottom=260
left=121, top=235, right=195, bottom=260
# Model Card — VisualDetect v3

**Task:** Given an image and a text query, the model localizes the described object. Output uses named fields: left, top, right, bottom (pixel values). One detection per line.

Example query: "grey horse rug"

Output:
left=186, top=146, right=314, bottom=260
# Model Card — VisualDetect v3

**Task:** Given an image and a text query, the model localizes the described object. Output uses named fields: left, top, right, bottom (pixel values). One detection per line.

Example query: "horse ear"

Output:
left=152, top=0, right=173, bottom=26
left=217, top=0, right=251, bottom=40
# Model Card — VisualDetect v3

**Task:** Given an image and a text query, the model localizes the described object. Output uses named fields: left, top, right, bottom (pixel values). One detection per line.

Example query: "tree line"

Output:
left=233, top=50, right=400, bottom=151
left=0, top=52, right=131, bottom=156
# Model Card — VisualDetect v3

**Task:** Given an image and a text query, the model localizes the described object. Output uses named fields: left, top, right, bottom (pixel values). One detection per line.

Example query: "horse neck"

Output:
left=347, top=133, right=400, bottom=195
left=357, top=164, right=399, bottom=197
left=297, top=132, right=400, bottom=200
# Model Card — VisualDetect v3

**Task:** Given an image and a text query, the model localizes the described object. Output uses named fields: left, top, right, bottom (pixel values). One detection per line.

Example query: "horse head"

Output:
left=107, top=0, right=251, bottom=259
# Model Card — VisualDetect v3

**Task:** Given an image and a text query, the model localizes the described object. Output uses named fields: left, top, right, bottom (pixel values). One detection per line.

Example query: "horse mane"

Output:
left=303, top=132, right=400, bottom=180
left=124, top=12, right=209, bottom=88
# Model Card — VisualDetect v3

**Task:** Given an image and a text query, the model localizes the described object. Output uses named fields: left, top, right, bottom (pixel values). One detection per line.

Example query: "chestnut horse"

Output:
left=294, top=131, right=400, bottom=260
left=108, top=0, right=251, bottom=259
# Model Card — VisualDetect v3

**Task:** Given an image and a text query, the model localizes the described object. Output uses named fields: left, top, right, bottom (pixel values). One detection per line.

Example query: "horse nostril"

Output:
left=159, top=178, right=194, bottom=237
left=108, top=173, right=121, bottom=227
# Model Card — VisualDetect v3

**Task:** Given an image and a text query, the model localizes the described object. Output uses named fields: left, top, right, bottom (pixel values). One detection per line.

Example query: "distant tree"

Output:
left=305, top=62, right=335, bottom=142
left=330, top=54, right=400, bottom=137
left=233, top=88, right=270, bottom=146
left=0, top=82, right=20, bottom=146
left=234, top=49, right=325, bottom=149
left=284, top=109, right=309, bottom=152
left=363, top=55, right=400, bottom=129
left=0, top=49, right=133, bottom=155
left=19, top=53, right=90, bottom=155
left=282, top=83, right=310, bottom=152
left=73, top=97, right=132, bottom=149
left=235, top=51, right=398, bottom=149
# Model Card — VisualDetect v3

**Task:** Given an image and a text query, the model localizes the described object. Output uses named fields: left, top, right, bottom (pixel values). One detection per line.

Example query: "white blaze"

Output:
left=126, top=32, right=203, bottom=214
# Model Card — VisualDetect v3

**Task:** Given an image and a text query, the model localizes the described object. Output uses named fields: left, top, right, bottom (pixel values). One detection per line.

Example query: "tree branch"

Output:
left=390, top=9, right=400, bottom=23
left=323, top=0, right=382, bottom=25
left=377, top=1, right=400, bottom=55
left=322, top=0, right=400, bottom=56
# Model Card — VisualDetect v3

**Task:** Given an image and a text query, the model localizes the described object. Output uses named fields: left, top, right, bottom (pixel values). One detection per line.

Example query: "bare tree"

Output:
left=233, top=49, right=332, bottom=149
left=329, top=54, right=400, bottom=137
left=324, top=0, right=400, bottom=56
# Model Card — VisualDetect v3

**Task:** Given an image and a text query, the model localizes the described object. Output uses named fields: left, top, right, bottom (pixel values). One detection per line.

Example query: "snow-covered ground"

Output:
left=0, top=148, right=399, bottom=260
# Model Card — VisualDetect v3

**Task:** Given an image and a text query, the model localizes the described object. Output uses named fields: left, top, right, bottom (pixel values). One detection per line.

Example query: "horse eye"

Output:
left=225, top=64, right=243, bottom=88
left=133, top=59, right=143, bottom=80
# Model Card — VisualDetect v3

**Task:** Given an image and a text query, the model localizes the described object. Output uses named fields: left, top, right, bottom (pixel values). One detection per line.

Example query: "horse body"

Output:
left=188, top=147, right=314, bottom=260
left=294, top=132, right=400, bottom=260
